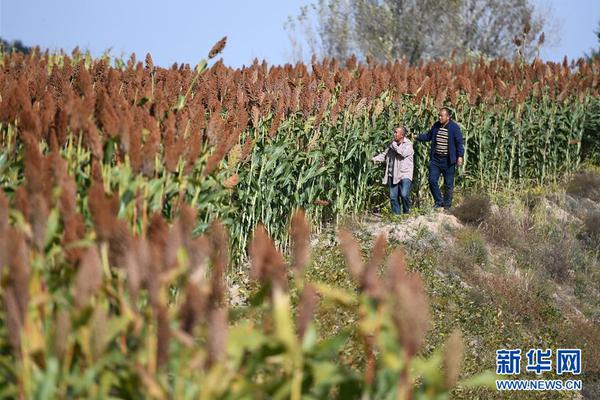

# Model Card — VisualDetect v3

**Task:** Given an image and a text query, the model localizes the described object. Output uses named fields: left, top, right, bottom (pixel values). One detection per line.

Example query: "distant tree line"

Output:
left=0, top=38, right=31, bottom=54
left=285, top=0, right=554, bottom=64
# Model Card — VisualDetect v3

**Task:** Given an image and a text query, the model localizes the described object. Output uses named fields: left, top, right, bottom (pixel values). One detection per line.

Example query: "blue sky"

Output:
left=1, top=0, right=599, bottom=67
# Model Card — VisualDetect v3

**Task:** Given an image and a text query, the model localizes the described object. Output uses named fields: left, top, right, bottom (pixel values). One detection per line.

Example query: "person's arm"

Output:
left=415, top=130, right=432, bottom=142
left=454, top=123, right=464, bottom=166
left=416, top=123, right=436, bottom=142
left=372, top=147, right=389, bottom=164
left=390, top=140, right=414, bottom=158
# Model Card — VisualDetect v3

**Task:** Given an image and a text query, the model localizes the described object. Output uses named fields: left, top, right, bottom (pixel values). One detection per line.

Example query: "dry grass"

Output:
left=527, top=224, right=590, bottom=283
left=444, top=227, right=489, bottom=275
left=474, top=272, right=560, bottom=331
left=559, top=318, right=600, bottom=398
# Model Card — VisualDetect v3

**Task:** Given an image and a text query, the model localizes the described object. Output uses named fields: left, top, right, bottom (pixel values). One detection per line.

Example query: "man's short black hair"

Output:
left=440, top=107, right=453, bottom=118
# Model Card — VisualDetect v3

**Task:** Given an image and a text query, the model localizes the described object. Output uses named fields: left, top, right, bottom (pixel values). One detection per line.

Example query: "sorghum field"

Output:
left=0, top=39, right=599, bottom=398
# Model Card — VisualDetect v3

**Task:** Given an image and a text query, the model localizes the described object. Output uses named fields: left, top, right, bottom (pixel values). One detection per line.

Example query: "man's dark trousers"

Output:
left=428, top=154, right=455, bottom=209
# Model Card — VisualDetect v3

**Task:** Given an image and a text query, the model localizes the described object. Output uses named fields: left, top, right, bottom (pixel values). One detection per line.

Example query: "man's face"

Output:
left=394, top=128, right=404, bottom=142
left=439, top=109, right=450, bottom=125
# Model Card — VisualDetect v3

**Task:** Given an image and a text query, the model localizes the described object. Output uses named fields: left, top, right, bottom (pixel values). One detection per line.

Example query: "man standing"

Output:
left=372, top=127, right=414, bottom=215
left=416, top=107, right=464, bottom=210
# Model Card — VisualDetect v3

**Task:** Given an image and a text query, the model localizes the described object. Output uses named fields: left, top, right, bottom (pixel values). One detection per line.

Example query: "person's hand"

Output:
left=457, top=157, right=463, bottom=166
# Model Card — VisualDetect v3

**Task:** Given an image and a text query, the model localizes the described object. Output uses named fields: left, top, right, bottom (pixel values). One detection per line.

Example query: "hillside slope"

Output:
left=293, top=173, right=600, bottom=399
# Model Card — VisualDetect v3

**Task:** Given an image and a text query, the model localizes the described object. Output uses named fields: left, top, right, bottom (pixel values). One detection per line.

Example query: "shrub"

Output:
left=566, top=171, right=600, bottom=202
left=451, top=195, right=491, bottom=225
left=583, top=210, right=600, bottom=243
left=483, top=211, right=525, bottom=250
left=531, top=230, right=586, bottom=283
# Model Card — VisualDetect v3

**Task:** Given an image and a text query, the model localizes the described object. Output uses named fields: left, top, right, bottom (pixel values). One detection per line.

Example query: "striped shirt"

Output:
left=435, top=126, right=449, bottom=155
